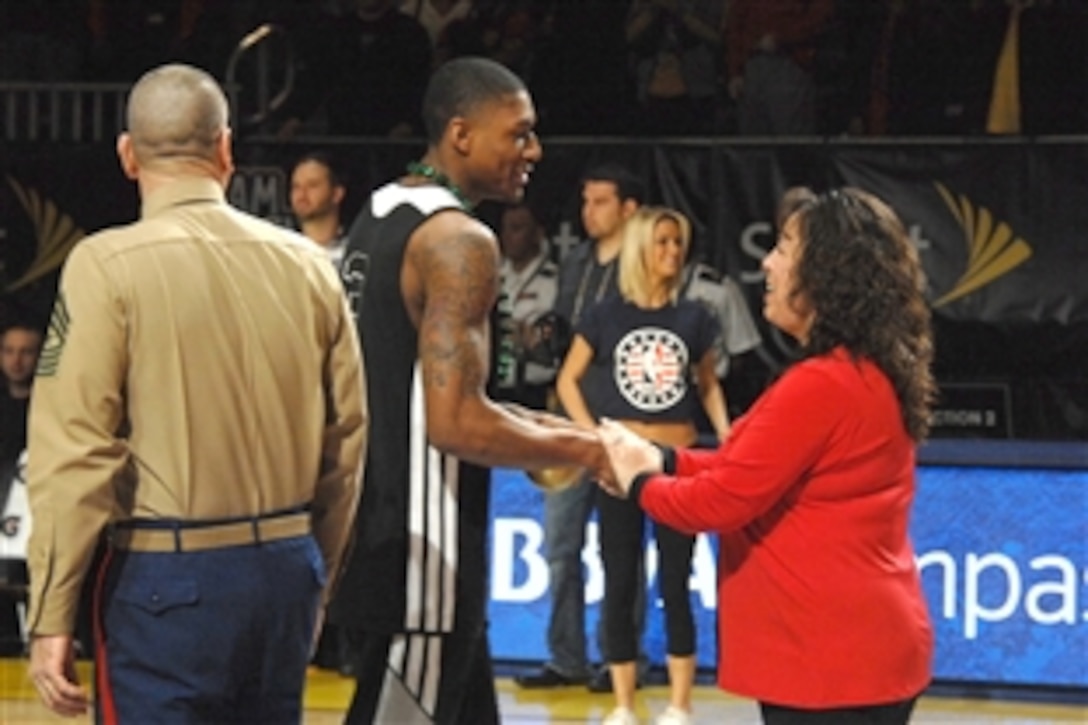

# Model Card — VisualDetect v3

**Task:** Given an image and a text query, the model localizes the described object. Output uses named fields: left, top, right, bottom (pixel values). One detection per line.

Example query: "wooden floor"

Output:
left=0, top=659, right=1084, bottom=723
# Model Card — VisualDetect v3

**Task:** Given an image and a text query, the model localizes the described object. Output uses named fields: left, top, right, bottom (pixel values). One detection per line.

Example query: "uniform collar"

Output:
left=141, top=178, right=226, bottom=219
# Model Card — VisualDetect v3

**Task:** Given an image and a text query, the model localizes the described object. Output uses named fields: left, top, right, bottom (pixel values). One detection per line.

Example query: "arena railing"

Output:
left=1, top=22, right=292, bottom=144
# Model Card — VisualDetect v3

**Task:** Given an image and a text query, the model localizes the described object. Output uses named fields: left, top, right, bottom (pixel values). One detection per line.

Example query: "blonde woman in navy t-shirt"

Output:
left=556, top=207, right=730, bottom=725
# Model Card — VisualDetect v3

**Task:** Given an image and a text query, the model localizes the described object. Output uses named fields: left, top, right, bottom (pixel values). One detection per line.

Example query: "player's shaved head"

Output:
left=125, top=64, right=230, bottom=165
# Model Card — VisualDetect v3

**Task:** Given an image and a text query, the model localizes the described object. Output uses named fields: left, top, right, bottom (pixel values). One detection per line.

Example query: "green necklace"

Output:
left=405, top=161, right=471, bottom=210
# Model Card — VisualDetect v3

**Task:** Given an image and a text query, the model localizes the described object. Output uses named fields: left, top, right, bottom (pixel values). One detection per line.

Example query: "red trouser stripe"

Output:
left=92, top=549, right=118, bottom=725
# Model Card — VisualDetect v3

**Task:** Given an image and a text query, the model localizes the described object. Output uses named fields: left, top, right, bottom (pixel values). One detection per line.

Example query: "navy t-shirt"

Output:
left=576, top=296, right=719, bottom=422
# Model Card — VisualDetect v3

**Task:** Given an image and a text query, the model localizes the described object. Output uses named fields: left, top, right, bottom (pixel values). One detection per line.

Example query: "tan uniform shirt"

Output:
left=26, top=178, right=367, bottom=635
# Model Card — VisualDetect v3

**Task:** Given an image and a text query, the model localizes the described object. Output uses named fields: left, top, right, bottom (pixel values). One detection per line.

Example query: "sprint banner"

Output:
left=0, top=140, right=1085, bottom=440
left=4, top=141, right=1085, bottom=324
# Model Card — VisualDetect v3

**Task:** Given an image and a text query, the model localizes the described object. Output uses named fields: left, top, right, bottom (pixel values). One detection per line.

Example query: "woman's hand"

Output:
left=596, top=418, right=664, bottom=498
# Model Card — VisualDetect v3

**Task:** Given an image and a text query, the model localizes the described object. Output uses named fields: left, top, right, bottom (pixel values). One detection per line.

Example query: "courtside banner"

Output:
left=486, top=465, right=1088, bottom=689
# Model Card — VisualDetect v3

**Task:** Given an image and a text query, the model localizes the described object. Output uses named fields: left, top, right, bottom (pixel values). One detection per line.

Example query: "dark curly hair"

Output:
left=793, top=187, right=936, bottom=441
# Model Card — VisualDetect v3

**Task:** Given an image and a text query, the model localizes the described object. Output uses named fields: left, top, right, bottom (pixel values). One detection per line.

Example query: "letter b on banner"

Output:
left=492, top=518, right=549, bottom=602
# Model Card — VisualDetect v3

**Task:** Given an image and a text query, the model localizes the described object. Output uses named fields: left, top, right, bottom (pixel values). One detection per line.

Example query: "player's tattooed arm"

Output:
left=414, top=222, right=499, bottom=398
left=408, top=214, right=609, bottom=474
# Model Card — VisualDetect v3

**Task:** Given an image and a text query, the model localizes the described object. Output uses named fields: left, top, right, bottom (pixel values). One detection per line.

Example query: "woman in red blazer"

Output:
left=598, top=187, right=936, bottom=725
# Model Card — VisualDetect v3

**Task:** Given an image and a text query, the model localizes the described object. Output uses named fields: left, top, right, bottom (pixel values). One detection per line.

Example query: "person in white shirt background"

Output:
left=495, top=201, right=560, bottom=411
left=290, top=150, right=348, bottom=269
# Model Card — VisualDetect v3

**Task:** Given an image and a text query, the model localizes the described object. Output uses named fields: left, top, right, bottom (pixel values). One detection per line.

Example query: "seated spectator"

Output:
left=626, top=0, right=729, bottom=136
left=725, top=0, right=833, bottom=136
left=276, top=0, right=432, bottom=138
left=0, top=0, right=86, bottom=81
left=86, top=0, right=206, bottom=82
left=882, top=0, right=1003, bottom=135
left=477, top=0, right=542, bottom=80
left=530, top=0, right=635, bottom=135
left=399, top=0, right=476, bottom=67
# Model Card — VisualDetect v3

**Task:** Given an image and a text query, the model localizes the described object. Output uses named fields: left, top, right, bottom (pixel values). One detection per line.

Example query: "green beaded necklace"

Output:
left=405, top=161, right=471, bottom=210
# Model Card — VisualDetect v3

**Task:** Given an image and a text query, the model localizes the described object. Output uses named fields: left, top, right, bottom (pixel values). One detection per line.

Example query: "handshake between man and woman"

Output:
left=522, top=412, right=666, bottom=499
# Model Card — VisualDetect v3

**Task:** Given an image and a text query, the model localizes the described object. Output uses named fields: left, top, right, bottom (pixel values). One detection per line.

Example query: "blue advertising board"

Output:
left=487, top=460, right=1088, bottom=689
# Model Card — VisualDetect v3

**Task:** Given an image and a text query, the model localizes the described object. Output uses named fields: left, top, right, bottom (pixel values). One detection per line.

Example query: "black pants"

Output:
left=760, top=697, right=917, bottom=725
left=597, top=487, right=695, bottom=663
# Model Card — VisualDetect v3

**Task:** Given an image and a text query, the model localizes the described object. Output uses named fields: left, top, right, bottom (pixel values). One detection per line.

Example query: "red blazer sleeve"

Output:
left=639, top=360, right=846, bottom=534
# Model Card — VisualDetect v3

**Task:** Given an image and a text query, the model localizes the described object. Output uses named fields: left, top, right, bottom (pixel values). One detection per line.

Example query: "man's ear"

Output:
left=621, top=199, right=639, bottom=220
left=215, top=128, right=235, bottom=182
left=448, top=116, right=472, bottom=156
left=116, top=133, right=139, bottom=180
left=332, top=185, right=346, bottom=206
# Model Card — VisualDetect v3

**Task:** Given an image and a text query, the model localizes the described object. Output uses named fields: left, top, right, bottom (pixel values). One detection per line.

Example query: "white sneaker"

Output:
left=603, top=706, right=638, bottom=725
left=655, top=705, right=693, bottom=725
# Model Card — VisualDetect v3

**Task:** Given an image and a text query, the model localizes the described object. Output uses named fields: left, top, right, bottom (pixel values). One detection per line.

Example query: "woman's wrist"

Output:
left=630, top=472, right=655, bottom=503
left=656, top=444, right=677, bottom=474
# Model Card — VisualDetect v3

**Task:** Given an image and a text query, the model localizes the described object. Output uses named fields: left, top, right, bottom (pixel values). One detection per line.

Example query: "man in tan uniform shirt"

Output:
left=25, top=63, right=367, bottom=722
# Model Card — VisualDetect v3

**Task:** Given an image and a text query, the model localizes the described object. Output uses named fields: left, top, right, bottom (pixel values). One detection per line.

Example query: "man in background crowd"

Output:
left=290, top=150, right=349, bottom=268
left=0, top=323, right=42, bottom=472
left=494, top=201, right=560, bottom=411
left=680, top=257, right=763, bottom=420
left=0, top=321, right=42, bottom=656
left=517, top=162, right=647, bottom=694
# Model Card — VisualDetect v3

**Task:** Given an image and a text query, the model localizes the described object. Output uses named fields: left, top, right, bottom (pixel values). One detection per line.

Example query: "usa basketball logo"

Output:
left=615, top=327, right=689, bottom=412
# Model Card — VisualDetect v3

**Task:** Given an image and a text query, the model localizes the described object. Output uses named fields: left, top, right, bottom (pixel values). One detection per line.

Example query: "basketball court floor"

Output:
left=0, top=659, right=1084, bottom=723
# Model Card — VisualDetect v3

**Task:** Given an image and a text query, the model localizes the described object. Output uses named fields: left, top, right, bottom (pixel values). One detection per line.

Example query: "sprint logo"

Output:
left=5, top=175, right=85, bottom=292
left=932, top=183, right=1032, bottom=307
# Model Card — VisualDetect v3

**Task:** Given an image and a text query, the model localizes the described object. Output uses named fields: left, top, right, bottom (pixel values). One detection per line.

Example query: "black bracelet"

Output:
left=655, top=444, right=677, bottom=474
left=630, top=472, right=655, bottom=504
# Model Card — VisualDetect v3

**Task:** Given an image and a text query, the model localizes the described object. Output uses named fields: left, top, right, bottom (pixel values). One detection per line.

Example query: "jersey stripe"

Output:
left=380, top=634, right=442, bottom=721
left=406, top=363, right=459, bottom=633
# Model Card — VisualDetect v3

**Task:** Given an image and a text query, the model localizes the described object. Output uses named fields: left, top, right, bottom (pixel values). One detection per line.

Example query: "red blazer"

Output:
left=639, top=348, right=933, bottom=707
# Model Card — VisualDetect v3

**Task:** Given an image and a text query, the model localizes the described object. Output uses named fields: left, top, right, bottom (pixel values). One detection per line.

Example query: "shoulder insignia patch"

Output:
left=37, top=292, right=70, bottom=377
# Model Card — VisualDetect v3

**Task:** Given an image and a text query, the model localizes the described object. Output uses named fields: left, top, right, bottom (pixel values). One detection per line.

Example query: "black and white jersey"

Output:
left=331, top=182, right=491, bottom=636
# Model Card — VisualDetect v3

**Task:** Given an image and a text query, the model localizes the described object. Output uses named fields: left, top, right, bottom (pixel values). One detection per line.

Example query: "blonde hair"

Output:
left=618, top=206, right=691, bottom=306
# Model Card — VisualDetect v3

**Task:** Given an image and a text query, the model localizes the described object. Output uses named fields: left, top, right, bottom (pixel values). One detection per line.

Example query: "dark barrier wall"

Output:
left=1, top=138, right=1086, bottom=438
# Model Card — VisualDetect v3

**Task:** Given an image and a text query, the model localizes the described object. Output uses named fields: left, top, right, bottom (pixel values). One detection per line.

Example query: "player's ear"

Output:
left=449, top=116, right=472, bottom=157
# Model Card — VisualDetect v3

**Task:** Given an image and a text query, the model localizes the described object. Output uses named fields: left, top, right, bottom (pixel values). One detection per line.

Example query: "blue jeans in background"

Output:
left=543, top=475, right=647, bottom=679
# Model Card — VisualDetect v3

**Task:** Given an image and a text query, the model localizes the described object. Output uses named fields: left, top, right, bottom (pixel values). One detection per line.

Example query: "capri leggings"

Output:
left=597, top=487, right=695, bottom=663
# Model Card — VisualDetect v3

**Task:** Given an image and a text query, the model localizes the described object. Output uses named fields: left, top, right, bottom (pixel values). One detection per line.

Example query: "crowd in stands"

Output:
left=1, top=0, right=1086, bottom=137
